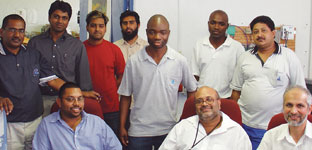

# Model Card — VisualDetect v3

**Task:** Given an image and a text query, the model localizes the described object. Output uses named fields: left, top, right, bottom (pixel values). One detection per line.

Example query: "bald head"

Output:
left=209, top=10, right=228, bottom=23
left=195, top=86, right=220, bottom=100
left=147, top=14, right=169, bottom=29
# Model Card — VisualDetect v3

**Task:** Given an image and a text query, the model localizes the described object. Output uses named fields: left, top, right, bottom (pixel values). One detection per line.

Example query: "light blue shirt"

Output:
left=32, top=111, right=121, bottom=150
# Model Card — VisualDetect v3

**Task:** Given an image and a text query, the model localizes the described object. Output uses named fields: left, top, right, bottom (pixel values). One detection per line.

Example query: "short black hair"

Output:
left=49, top=0, right=72, bottom=20
left=250, top=15, right=275, bottom=31
left=86, top=10, right=109, bottom=26
left=1, top=14, right=25, bottom=29
left=58, top=82, right=80, bottom=98
left=120, top=10, right=140, bottom=26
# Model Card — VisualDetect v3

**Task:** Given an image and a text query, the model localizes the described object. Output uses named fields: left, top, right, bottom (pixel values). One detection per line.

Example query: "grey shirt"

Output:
left=28, top=30, right=93, bottom=94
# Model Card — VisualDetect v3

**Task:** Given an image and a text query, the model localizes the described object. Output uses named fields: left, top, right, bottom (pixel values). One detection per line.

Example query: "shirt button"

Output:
left=54, top=44, right=56, bottom=47
left=52, top=55, right=55, bottom=58
left=50, top=89, right=53, bottom=92
left=16, top=64, right=20, bottom=67
left=51, top=66, right=54, bottom=69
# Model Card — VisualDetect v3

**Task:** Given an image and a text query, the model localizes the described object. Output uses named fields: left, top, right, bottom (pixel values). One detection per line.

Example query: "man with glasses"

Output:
left=32, top=82, right=121, bottom=150
left=0, top=14, right=64, bottom=150
left=159, top=86, right=251, bottom=150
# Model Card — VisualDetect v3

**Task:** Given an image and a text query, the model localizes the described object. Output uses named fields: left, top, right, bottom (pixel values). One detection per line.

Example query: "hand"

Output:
left=120, top=127, right=129, bottom=146
left=82, top=91, right=101, bottom=101
left=0, top=97, right=14, bottom=115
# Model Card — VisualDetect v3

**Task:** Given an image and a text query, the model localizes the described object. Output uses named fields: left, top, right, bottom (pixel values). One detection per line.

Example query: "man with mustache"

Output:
left=230, top=15, right=306, bottom=150
left=0, top=14, right=65, bottom=150
left=258, top=85, right=312, bottom=150
left=191, top=10, right=244, bottom=99
left=118, top=14, right=197, bottom=149
left=28, top=1, right=100, bottom=117
left=83, top=10, right=125, bottom=137
left=159, top=86, right=251, bottom=150
left=114, top=10, right=148, bottom=62
left=32, top=82, right=122, bottom=150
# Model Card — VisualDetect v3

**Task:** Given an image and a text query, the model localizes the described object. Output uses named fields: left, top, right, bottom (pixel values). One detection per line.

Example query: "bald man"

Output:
left=191, top=10, right=244, bottom=98
left=118, top=14, right=197, bottom=150
left=159, top=86, right=251, bottom=150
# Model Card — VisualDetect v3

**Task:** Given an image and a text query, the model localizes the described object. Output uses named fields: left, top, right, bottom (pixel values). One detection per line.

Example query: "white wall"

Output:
left=134, top=0, right=312, bottom=79
left=0, top=0, right=80, bottom=35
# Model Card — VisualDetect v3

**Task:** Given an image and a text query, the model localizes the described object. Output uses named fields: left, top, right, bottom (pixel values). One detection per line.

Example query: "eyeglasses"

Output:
left=5, top=28, right=25, bottom=34
left=195, top=96, right=217, bottom=105
left=63, top=96, right=84, bottom=103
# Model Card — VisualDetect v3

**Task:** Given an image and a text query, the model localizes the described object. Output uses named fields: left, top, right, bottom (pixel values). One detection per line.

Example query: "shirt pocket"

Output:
left=30, top=64, right=40, bottom=84
left=166, top=75, right=182, bottom=93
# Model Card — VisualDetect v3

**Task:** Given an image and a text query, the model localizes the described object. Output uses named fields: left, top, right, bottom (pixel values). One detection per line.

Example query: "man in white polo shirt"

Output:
left=230, top=15, right=306, bottom=150
left=118, top=14, right=197, bottom=150
left=191, top=10, right=244, bottom=98
left=258, top=85, right=312, bottom=150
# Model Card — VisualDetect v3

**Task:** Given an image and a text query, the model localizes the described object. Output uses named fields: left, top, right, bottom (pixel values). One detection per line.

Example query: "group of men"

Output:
left=0, top=1, right=310, bottom=150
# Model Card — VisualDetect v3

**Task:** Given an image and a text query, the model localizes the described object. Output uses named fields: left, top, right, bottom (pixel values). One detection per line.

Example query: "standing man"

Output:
left=159, top=86, right=251, bottom=150
left=258, top=85, right=312, bottom=150
left=28, top=1, right=100, bottom=116
left=118, top=14, right=197, bottom=150
left=114, top=10, right=148, bottom=62
left=83, top=10, right=125, bottom=137
left=230, top=15, right=306, bottom=149
left=0, top=14, right=64, bottom=150
left=191, top=10, right=244, bottom=98
left=33, top=82, right=122, bottom=150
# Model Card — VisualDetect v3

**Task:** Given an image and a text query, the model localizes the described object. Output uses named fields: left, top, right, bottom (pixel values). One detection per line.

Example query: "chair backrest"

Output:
left=51, top=97, right=104, bottom=119
left=267, top=112, right=312, bottom=130
left=180, top=96, right=243, bottom=126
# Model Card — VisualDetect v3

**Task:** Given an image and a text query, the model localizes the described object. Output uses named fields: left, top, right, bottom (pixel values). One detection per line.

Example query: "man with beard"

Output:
left=114, top=10, right=148, bottom=62
left=118, top=14, right=197, bottom=149
left=258, top=85, right=312, bottom=150
left=32, top=82, right=122, bottom=150
left=159, top=86, right=251, bottom=150
left=83, top=10, right=125, bottom=137
left=191, top=10, right=244, bottom=98
left=28, top=1, right=100, bottom=117
left=230, top=15, right=306, bottom=150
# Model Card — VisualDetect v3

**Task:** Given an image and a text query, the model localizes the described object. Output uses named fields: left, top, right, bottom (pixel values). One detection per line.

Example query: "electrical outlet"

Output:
left=281, top=25, right=295, bottom=40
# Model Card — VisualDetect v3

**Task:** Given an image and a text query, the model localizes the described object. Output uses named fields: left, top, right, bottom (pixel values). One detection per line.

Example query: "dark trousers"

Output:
left=128, top=134, right=167, bottom=150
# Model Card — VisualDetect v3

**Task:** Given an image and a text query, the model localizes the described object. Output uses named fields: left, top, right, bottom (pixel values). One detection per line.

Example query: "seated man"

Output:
left=159, top=86, right=251, bottom=150
left=258, top=85, right=312, bottom=149
left=32, top=82, right=121, bottom=150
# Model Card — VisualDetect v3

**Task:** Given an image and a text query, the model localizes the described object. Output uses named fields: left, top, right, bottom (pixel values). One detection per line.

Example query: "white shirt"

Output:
left=230, top=45, right=306, bottom=129
left=118, top=46, right=197, bottom=136
left=159, top=113, right=252, bottom=150
left=258, top=121, right=312, bottom=150
left=114, top=37, right=148, bottom=62
left=191, top=36, right=244, bottom=98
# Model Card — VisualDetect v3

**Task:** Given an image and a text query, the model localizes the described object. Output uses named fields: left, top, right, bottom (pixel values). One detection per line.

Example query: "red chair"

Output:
left=267, top=113, right=312, bottom=130
left=180, top=96, right=243, bottom=126
left=50, top=97, right=104, bottom=119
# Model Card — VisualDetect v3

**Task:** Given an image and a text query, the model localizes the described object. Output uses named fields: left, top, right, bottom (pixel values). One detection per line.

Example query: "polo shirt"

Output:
left=258, top=121, right=312, bottom=150
left=28, top=30, right=93, bottom=94
left=114, top=37, right=148, bottom=62
left=191, top=36, right=245, bottom=98
left=83, top=40, right=125, bottom=113
left=118, top=46, right=197, bottom=137
left=230, top=43, right=306, bottom=129
left=0, top=41, right=56, bottom=122
left=159, top=113, right=252, bottom=150
left=32, top=111, right=122, bottom=150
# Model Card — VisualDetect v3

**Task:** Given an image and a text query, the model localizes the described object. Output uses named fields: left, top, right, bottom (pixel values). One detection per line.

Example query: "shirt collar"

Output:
left=0, top=41, right=26, bottom=56
left=138, top=45, right=175, bottom=62
left=202, top=35, right=233, bottom=48
left=121, top=37, right=144, bottom=46
left=51, top=110, right=87, bottom=123
left=250, top=41, right=280, bottom=55
left=43, top=28, right=70, bottom=41
left=277, top=121, right=312, bottom=141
